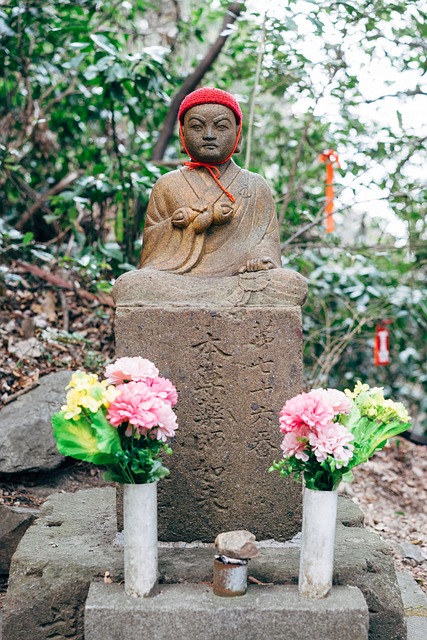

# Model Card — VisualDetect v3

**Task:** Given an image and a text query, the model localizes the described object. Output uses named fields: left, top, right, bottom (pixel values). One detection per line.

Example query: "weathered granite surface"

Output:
left=113, top=302, right=305, bottom=542
left=113, top=269, right=307, bottom=308
left=0, top=505, right=39, bottom=574
left=0, top=371, right=70, bottom=473
left=2, top=489, right=123, bottom=640
left=85, top=582, right=369, bottom=640
left=2, top=488, right=406, bottom=640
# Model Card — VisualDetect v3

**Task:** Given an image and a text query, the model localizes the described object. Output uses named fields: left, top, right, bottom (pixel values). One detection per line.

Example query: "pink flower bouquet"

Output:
left=270, top=382, right=410, bottom=491
left=52, top=357, right=178, bottom=484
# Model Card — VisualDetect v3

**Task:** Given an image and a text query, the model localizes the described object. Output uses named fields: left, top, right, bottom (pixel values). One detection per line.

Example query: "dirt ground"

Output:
left=0, top=264, right=426, bottom=607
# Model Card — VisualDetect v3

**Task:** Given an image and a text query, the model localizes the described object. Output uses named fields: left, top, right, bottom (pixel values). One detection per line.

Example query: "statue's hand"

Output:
left=213, top=202, right=234, bottom=226
left=172, top=207, right=197, bottom=228
left=239, top=257, right=275, bottom=273
left=193, top=208, right=214, bottom=234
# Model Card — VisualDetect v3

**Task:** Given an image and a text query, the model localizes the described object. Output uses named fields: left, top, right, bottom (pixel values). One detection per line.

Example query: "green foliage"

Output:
left=269, top=454, right=349, bottom=492
left=0, top=0, right=169, bottom=264
left=285, top=247, right=427, bottom=426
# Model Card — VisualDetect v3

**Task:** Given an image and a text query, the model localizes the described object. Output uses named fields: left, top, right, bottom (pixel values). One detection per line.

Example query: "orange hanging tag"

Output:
left=318, top=149, right=340, bottom=233
left=374, top=321, right=392, bottom=366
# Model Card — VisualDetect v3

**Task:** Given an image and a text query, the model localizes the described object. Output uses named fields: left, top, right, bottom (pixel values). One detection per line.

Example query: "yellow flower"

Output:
left=102, top=382, right=120, bottom=405
left=61, top=394, right=82, bottom=420
left=381, top=399, right=410, bottom=422
left=67, top=371, right=100, bottom=392
left=61, top=374, right=120, bottom=418
left=370, top=387, right=385, bottom=404
left=359, top=396, right=379, bottom=419
left=344, top=380, right=370, bottom=399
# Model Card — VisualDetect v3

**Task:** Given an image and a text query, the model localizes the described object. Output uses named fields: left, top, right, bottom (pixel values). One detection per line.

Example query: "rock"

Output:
left=215, top=530, right=259, bottom=559
left=399, top=542, right=425, bottom=564
left=0, top=370, right=72, bottom=473
left=2, top=488, right=123, bottom=640
left=0, top=505, right=39, bottom=574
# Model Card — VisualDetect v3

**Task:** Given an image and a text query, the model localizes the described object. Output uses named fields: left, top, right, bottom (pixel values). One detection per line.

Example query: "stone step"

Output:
left=85, top=582, right=369, bottom=640
left=397, top=572, right=427, bottom=640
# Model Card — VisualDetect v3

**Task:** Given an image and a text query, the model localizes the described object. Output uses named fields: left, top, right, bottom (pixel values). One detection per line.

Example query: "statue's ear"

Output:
left=234, top=130, right=242, bottom=154
left=179, top=124, right=187, bottom=153
left=179, top=125, right=186, bottom=154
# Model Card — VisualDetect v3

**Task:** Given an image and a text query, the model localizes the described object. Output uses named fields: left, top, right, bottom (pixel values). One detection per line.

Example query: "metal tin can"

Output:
left=213, top=557, right=248, bottom=597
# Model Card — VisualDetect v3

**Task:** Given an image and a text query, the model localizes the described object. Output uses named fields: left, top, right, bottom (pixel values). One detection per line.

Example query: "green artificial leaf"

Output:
left=52, top=412, right=114, bottom=464
left=149, top=459, right=170, bottom=482
left=341, top=470, right=354, bottom=483
left=90, top=410, right=123, bottom=456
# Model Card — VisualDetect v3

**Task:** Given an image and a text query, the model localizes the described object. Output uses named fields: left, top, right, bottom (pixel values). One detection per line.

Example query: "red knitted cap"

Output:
left=178, top=87, right=243, bottom=124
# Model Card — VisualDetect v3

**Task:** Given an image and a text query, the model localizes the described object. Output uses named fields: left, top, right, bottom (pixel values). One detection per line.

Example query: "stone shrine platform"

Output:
left=2, top=487, right=407, bottom=640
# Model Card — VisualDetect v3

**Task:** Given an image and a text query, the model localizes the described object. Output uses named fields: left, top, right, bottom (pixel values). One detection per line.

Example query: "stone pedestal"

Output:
left=113, top=269, right=308, bottom=541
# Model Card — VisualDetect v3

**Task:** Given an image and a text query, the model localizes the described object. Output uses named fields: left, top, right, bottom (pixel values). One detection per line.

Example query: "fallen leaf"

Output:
left=31, top=290, right=57, bottom=322
left=8, top=337, right=44, bottom=359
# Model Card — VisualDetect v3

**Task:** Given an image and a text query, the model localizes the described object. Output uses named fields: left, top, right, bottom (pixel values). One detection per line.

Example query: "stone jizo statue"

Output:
left=139, top=87, right=281, bottom=277
left=116, top=87, right=307, bottom=308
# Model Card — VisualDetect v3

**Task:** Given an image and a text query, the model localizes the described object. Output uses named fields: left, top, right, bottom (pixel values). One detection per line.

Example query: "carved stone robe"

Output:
left=139, top=160, right=281, bottom=277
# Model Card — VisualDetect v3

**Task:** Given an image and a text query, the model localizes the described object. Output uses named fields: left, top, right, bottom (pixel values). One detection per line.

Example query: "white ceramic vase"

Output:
left=298, top=487, right=338, bottom=599
left=123, top=482, right=158, bottom=598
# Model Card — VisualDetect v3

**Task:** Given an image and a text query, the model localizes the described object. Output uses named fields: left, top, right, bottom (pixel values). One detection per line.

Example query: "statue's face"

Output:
left=182, top=103, right=239, bottom=163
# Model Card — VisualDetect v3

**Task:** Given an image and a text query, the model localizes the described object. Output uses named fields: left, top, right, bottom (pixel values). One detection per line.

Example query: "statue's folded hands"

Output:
left=213, top=202, right=234, bottom=225
left=171, top=207, right=198, bottom=229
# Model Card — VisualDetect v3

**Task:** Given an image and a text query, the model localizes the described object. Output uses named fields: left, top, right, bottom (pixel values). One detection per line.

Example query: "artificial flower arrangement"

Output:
left=270, top=381, right=410, bottom=491
left=52, top=357, right=178, bottom=484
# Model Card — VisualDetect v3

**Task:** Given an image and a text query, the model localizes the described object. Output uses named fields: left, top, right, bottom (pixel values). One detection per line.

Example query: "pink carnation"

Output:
left=151, top=403, right=178, bottom=442
left=105, top=357, right=159, bottom=385
left=107, top=381, right=162, bottom=432
left=308, top=422, right=354, bottom=467
left=148, top=376, right=178, bottom=407
left=311, top=388, right=352, bottom=415
left=279, top=391, right=335, bottom=434
left=281, top=431, right=309, bottom=462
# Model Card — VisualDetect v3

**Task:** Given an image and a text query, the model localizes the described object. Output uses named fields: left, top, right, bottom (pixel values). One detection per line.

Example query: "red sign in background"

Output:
left=374, top=322, right=391, bottom=366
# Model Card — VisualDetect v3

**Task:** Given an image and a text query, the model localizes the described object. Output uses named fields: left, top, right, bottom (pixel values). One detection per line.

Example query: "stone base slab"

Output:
left=85, top=582, right=369, bottom=640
